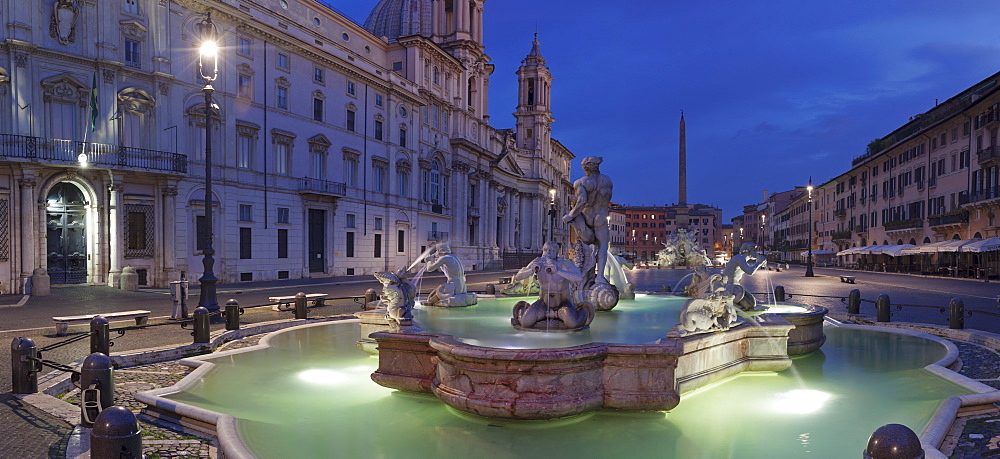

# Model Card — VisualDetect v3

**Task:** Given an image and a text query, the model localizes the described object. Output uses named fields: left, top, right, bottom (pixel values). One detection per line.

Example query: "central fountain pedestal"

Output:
left=370, top=317, right=795, bottom=420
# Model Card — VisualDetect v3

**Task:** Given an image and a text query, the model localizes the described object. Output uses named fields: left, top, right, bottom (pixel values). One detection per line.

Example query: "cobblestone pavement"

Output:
left=6, top=268, right=1000, bottom=457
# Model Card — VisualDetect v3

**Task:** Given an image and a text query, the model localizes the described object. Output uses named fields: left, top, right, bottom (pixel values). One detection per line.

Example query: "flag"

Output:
left=89, top=73, right=98, bottom=132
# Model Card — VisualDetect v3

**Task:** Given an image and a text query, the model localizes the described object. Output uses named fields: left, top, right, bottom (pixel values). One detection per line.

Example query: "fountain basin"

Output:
left=769, top=304, right=828, bottom=356
left=371, top=315, right=794, bottom=420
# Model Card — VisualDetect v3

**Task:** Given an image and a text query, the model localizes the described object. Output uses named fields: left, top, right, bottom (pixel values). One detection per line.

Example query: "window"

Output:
left=277, top=52, right=289, bottom=70
left=124, top=40, right=141, bottom=68
left=238, top=74, right=252, bottom=99
left=398, top=230, right=405, bottom=252
left=314, top=67, right=326, bottom=84
left=375, top=94, right=383, bottom=107
left=239, top=204, right=253, bottom=222
left=424, top=160, right=442, bottom=204
left=127, top=211, right=147, bottom=251
left=374, top=120, right=383, bottom=140
left=347, top=81, right=356, bottom=96
left=313, top=98, right=324, bottom=122
left=276, top=86, right=288, bottom=109
left=392, top=61, right=403, bottom=72
left=397, top=169, right=408, bottom=197
left=346, top=110, right=356, bottom=131
left=311, top=149, right=326, bottom=180
left=374, top=165, right=385, bottom=193
left=433, top=66, right=439, bottom=85
left=278, top=229, right=288, bottom=258
left=374, top=234, right=382, bottom=257
left=399, top=126, right=407, bottom=148
left=346, top=232, right=355, bottom=257
left=275, top=141, right=290, bottom=175
left=277, top=207, right=290, bottom=224
left=374, top=217, right=383, bottom=231
left=238, top=37, right=251, bottom=56
left=346, top=214, right=356, bottom=228
left=345, top=157, right=358, bottom=187
left=124, top=0, right=138, bottom=14
left=237, top=133, right=253, bottom=169
left=240, top=227, right=252, bottom=259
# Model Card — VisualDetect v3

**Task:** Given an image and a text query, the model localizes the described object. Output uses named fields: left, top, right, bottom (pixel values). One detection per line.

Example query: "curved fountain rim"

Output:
left=134, top=317, right=992, bottom=458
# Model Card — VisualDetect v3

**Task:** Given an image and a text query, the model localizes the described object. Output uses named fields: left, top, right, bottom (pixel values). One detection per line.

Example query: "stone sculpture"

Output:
left=605, top=247, right=635, bottom=300
left=670, top=242, right=768, bottom=336
left=375, top=270, right=416, bottom=326
left=501, top=274, right=540, bottom=295
left=50, top=0, right=80, bottom=45
left=511, top=241, right=595, bottom=331
left=563, top=156, right=619, bottom=310
left=657, top=228, right=711, bottom=268
left=424, top=242, right=477, bottom=307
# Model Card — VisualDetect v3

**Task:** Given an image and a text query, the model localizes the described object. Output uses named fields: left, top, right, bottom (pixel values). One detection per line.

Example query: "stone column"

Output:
left=107, top=182, right=124, bottom=288
left=486, top=182, right=497, bottom=248
left=18, top=176, right=35, bottom=292
left=453, top=165, right=469, bottom=245
left=161, top=185, right=178, bottom=283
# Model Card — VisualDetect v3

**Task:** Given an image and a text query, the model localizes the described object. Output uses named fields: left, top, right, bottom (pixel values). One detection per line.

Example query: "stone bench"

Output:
left=52, top=310, right=151, bottom=336
left=840, top=276, right=856, bottom=284
left=269, top=293, right=329, bottom=311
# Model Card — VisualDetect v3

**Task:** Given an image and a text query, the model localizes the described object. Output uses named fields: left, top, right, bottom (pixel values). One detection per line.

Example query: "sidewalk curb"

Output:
left=0, top=294, right=30, bottom=309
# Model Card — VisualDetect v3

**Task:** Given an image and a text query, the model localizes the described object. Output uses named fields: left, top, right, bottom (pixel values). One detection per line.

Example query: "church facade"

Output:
left=0, top=0, right=572, bottom=294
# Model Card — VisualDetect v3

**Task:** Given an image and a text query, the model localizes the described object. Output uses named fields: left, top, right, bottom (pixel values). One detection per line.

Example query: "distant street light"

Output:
left=197, top=12, right=220, bottom=313
left=805, top=177, right=816, bottom=277
left=548, top=188, right=556, bottom=243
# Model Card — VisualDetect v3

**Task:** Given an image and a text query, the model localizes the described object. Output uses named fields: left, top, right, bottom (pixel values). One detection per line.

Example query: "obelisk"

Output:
left=679, top=111, right=687, bottom=207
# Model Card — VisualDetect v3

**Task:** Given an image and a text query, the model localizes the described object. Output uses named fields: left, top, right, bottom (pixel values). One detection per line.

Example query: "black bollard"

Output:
left=485, top=284, right=496, bottom=295
left=90, top=406, right=142, bottom=459
left=80, top=352, right=114, bottom=428
left=848, top=289, right=861, bottom=314
left=949, top=297, right=965, bottom=330
left=365, top=288, right=379, bottom=304
left=863, top=423, right=923, bottom=459
left=774, top=285, right=786, bottom=302
left=876, top=294, right=891, bottom=322
left=225, top=299, right=240, bottom=331
left=90, top=316, right=110, bottom=356
left=10, top=337, right=38, bottom=394
left=193, top=306, right=210, bottom=344
left=294, top=292, right=308, bottom=319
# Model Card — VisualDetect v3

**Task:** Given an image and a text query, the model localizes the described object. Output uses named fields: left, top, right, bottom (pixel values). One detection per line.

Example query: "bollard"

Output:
left=170, top=280, right=190, bottom=319
left=949, top=297, right=965, bottom=330
left=294, top=292, right=308, bottom=320
left=876, top=294, right=891, bottom=322
left=365, top=288, right=379, bottom=304
left=90, top=316, right=110, bottom=356
left=774, top=285, right=786, bottom=302
left=485, top=284, right=496, bottom=295
left=848, top=289, right=861, bottom=314
left=193, top=306, right=210, bottom=344
left=225, top=299, right=240, bottom=330
left=80, top=352, right=114, bottom=428
left=90, top=406, right=142, bottom=459
left=11, top=337, right=38, bottom=394
left=863, top=423, right=923, bottom=459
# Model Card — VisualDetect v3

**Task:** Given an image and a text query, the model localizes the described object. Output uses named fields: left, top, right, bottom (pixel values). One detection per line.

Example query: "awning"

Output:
left=838, top=245, right=884, bottom=256
left=961, top=237, right=1000, bottom=253
left=900, top=239, right=980, bottom=255
left=800, top=250, right=836, bottom=256
left=877, top=244, right=915, bottom=256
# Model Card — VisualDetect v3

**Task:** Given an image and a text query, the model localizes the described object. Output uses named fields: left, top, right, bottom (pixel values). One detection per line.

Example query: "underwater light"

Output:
left=297, top=369, right=346, bottom=385
left=771, top=389, right=832, bottom=414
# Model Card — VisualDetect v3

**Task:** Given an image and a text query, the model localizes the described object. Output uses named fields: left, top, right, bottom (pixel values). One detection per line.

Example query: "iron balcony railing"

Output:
left=831, top=230, right=852, bottom=240
left=978, top=146, right=1000, bottom=165
left=968, top=186, right=1000, bottom=204
left=834, top=209, right=847, bottom=218
left=428, top=231, right=449, bottom=241
left=0, top=133, right=187, bottom=173
left=883, top=218, right=923, bottom=231
left=300, top=177, right=347, bottom=196
left=928, top=211, right=969, bottom=227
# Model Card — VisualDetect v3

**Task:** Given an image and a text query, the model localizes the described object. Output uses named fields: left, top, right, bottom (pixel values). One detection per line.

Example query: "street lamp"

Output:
left=197, top=12, right=219, bottom=312
left=548, top=187, right=557, bottom=243
left=805, top=177, right=815, bottom=277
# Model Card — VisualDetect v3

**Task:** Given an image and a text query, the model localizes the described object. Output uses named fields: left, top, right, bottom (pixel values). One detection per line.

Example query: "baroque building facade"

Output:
left=0, top=0, right=572, bottom=294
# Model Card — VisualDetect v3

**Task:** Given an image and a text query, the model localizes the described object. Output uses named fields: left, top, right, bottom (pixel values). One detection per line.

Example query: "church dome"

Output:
left=363, top=0, right=434, bottom=42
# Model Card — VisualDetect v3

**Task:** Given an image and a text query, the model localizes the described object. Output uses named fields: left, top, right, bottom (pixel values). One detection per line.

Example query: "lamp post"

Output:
left=805, top=177, right=815, bottom=277
left=197, top=12, right=219, bottom=312
left=548, top=187, right=556, bottom=243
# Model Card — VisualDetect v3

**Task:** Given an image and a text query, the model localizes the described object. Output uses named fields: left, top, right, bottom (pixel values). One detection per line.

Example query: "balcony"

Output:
left=883, top=218, right=923, bottom=231
left=978, top=146, right=1000, bottom=167
left=968, top=186, right=1000, bottom=204
left=0, top=133, right=187, bottom=174
left=928, top=210, right=968, bottom=229
left=929, top=176, right=937, bottom=188
left=299, top=178, right=346, bottom=197
left=831, top=230, right=852, bottom=241
left=834, top=209, right=847, bottom=218
left=428, top=231, right=449, bottom=241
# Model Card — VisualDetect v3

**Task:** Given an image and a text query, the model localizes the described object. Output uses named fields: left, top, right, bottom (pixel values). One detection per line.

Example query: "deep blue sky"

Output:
left=332, top=1, right=1000, bottom=219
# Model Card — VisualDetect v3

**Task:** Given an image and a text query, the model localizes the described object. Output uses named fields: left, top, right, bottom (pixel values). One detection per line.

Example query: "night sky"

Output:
left=331, top=0, right=1000, bottom=219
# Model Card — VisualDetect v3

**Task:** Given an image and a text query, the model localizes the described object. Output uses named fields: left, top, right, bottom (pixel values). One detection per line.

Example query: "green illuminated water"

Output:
left=164, top=318, right=969, bottom=458
left=412, top=294, right=685, bottom=348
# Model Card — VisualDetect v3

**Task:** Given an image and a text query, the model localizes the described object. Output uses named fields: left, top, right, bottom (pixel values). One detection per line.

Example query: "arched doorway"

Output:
left=46, top=182, right=88, bottom=283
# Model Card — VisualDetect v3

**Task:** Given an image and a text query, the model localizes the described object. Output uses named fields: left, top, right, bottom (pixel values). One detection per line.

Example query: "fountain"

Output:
left=657, top=228, right=712, bottom=268
left=423, top=242, right=477, bottom=308
left=135, top=160, right=977, bottom=457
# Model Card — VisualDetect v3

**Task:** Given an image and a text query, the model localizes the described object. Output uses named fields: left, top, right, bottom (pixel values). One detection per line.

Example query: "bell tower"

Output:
left=514, top=32, right=553, bottom=155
